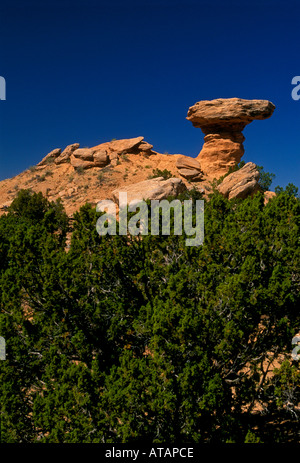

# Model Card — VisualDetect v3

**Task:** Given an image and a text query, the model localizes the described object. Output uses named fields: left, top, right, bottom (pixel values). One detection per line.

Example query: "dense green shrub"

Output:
left=150, top=168, right=173, bottom=180
left=0, top=185, right=299, bottom=443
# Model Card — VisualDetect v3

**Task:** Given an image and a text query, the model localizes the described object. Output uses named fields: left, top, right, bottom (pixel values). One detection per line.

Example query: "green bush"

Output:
left=257, top=165, right=275, bottom=192
left=150, top=168, right=173, bottom=180
left=0, top=187, right=299, bottom=443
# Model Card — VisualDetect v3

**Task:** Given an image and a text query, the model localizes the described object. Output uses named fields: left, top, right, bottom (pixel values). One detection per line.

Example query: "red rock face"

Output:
left=187, top=98, right=275, bottom=177
left=198, top=132, right=245, bottom=176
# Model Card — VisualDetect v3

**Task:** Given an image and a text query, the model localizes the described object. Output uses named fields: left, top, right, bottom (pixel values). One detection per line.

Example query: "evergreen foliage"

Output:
left=149, top=168, right=173, bottom=180
left=0, top=185, right=299, bottom=443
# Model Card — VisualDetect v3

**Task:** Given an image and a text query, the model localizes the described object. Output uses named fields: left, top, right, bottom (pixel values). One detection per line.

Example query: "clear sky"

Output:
left=0, top=0, right=299, bottom=190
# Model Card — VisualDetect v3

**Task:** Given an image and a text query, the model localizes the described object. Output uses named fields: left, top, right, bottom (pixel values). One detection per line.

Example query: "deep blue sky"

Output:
left=0, top=0, right=300, bottom=190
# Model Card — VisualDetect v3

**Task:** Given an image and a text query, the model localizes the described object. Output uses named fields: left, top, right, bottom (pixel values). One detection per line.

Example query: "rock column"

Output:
left=186, top=98, right=275, bottom=177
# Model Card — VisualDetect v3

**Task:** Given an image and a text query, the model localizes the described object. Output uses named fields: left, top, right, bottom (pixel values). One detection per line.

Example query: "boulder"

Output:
left=186, top=98, right=275, bottom=177
left=93, top=150, right=109, bottom=167
left=37, top=148, right=61, bottom=166
left=92, top=136, right=144, bottom=155
left=55, top=143, right=80, bottom=164
left=264, top=190, right=276, bottom=204
left=107, top=136, right=144, bottom=154
left=73, top=148, right=95, bottom=161
left=70, top=157, right=95, bottom=170
left=91, top=136, right=154, bottom=162
left=138, top=141, right=154, bottom=152
left=108, top=151, right=119, bottom=166
left=176, top=156, right=203, bottom=181
left=112, top=177, right=187, bottom=208
left=218, top=162, right=261, bottom=199
left=178, top=168, right=203, bottom=180
left=70, top=149, right=109, bottom=169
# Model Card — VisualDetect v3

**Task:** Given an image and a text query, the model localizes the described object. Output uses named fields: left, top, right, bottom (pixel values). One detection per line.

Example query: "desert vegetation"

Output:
left=0, top=185, right=299, bottom=443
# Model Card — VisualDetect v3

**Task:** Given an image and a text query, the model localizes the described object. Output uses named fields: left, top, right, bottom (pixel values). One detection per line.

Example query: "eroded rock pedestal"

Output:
left=187, top=98, right=275, bottom=177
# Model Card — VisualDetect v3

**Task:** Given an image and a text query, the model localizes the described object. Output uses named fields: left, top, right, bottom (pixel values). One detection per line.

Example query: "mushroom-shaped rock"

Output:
left=187, top=98, right=275, bottom=177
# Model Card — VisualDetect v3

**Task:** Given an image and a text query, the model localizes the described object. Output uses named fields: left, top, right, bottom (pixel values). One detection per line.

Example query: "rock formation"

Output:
left=71, top=148, right=109, bottom=169
left=92, top=136, right=154, bottom=166
left=38, top=137, right=156, bottom=171
left=112, top=177, right=187, bottom=208
left=263, top=190, right=277, bottom=204
left=187, top=98, right=275, bottom=177
left=37, top=148, right=61, bottom=166
left=55, top=143, right=80, bottom=165
left=217, top=162, right=260, bottom=199
left=0, top=96, right=278, bottom=217
left=176, top=156, right=203, bottom=181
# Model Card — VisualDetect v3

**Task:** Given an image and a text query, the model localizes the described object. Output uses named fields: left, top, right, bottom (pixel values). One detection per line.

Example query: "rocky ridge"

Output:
left=0, top=97, right=276, bottom=215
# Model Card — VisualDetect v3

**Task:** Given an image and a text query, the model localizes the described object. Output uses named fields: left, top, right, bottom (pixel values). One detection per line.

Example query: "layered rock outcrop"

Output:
left=92, top=136, right=154, bottom=166
left=0, top=96, right=278, bottom=218
left=71, top=149, right=109, bottom=169
left=217, top=162, right=261, bottom=199
left=39, top=137, right=155, bottom=171
left=55, top=143, right=80, bottom=165
left=37, top=148, right=61, bottom=166
left=176, top=156, right=203, bottom=181
left=187, top=98, right=275, bottom=177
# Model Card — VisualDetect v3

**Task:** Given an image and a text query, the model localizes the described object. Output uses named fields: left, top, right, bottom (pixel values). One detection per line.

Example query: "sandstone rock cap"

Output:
left=187, top=98, right=275, bottom=133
